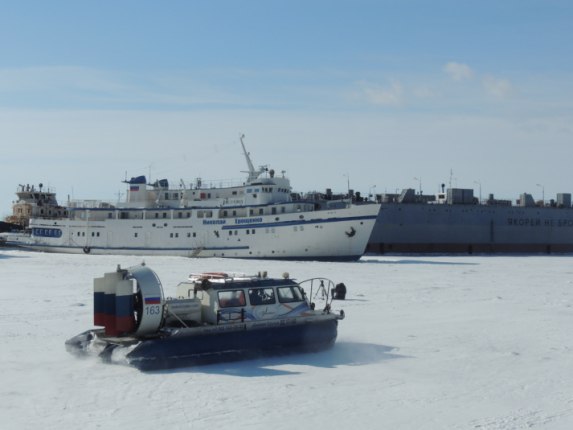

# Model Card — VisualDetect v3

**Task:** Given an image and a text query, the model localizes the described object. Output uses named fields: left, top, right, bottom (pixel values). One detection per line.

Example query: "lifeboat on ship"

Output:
left=65, top=263, right=345, bottom=371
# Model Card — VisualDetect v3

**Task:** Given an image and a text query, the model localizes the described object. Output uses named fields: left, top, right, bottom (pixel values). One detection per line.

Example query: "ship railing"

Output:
left=295, top=191, right=352, bottom=204
left=68, top=199, right=116, bottom=209
left=183, top=177, right=251, bottom=190
left=298, top=277, right=337, bottom=312
left=17, top=184, right=57, bottom=194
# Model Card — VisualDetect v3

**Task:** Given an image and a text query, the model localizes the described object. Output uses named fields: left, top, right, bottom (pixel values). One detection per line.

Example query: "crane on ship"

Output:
left=240, top=134, right=268, bottom=182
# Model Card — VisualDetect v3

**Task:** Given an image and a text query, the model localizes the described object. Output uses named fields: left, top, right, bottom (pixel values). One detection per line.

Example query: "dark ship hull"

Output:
left=367, top=202, right=573, bottom=254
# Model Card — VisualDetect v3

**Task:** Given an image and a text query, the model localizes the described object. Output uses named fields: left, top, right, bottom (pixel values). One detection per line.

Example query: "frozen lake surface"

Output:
left=1, top=250, right=572, bottom=429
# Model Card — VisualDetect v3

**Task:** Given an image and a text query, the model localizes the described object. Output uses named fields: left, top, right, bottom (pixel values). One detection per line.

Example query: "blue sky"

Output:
left=1, top=0, right=572, bottom=216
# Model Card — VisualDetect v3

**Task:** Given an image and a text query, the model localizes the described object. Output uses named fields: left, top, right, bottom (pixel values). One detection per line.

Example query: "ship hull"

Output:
left=368, top=203, right=573, bottom=254
left=13, top=204, right=379, bottom=260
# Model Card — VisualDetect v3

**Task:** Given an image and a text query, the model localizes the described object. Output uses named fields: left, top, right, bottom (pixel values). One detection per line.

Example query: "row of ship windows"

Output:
left=72, top=232, right=101, bottom=237
left=105, top=206, right=307, bottom=220
left=17, top=208, right=69, bottom=216
left=162, top=187, right=289, bottom=200
left=246, top=187, right=289, bottom=194
left=85, top=205, right=309, bottom=219
left=134, top=230, right=257, bottom=239
left=133, top=226, right=305, bottom=239
left=221, top=207, right=285, bottom=217
left=258, top=187, right=290, bottom=194
left=159, top=192, right=219, bottom=200
left=70, top=231, right=198, bottom=238
left=160, top=189, right=253, bottom=200
left=72, top=226, right=304, bottom=238
left=38, top=225, right=305, bottom=239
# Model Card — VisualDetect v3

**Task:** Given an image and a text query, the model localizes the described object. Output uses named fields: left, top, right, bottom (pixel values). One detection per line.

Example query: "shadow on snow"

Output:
left=150, top=341, right=405, bottom=376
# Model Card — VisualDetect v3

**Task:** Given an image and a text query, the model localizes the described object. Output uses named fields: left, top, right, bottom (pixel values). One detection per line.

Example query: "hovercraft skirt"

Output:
left=127, top=319, right=339, bottom=371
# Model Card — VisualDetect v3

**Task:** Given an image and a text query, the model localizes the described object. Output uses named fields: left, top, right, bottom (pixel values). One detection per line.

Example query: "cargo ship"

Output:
left=366, top=186, right=573, bottom=254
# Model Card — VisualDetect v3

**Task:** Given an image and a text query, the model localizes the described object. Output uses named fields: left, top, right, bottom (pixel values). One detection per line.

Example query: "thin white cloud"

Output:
left=412, top=86, right=435, bottom=99
left=443, top=62, right=474, bottom=81
left=0, top=66, right=129, bottom=93
left=482, top=75, right=513, bottom=98
left=358, top=80, right=404, bottom=106
left=0, top=66, right=245, bottom=107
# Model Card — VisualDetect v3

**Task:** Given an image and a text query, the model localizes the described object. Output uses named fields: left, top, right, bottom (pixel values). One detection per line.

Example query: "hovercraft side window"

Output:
left=218, top=290, right=246, bottom=308
left=277, top=286, right=304, bottom=303
left=248, top=288, right=276, bottom=306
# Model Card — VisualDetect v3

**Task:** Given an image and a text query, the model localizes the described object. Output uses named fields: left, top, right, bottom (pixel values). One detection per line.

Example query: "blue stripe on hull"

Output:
left=221, top=214, right=378, bottom=230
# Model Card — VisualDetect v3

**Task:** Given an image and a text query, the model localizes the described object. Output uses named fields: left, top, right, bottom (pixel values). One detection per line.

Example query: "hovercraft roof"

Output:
left=188, top=272, right=298, bottom=290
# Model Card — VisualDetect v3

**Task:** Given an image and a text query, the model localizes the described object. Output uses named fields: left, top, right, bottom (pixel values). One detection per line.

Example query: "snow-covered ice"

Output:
left=1, top=250, right=573, bottom=429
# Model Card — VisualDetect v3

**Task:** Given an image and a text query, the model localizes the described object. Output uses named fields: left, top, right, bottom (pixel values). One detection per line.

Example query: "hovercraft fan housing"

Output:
left=93, top=264, right=164, bottom=337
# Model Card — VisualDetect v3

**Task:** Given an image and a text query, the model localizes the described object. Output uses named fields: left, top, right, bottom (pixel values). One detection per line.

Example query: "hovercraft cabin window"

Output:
left=218, top=290, right=246, bottom=307
left=277, top=286, right=304, bottom=303
left=248, top=288, right=276, bottom=305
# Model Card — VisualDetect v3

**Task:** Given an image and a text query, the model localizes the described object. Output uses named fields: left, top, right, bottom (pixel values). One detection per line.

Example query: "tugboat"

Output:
left=4, top=183, right=67, bottom=228
left=1, top=183, right=68, bottom=247
left=65, top=263, right=345, bottom=371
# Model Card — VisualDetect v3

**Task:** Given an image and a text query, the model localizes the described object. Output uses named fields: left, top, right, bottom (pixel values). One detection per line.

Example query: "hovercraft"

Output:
left=65, top=263, right=345, bottom=371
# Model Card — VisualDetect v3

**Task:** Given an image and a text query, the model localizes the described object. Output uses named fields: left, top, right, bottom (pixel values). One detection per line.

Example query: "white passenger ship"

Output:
left=6, top=138, right=379, bottom=260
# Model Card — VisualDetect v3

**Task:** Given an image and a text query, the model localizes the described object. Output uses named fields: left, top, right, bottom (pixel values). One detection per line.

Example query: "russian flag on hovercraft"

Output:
left=93, top=273, right=135, bottom=336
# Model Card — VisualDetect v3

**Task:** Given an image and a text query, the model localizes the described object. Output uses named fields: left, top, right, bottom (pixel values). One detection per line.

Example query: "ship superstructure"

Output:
left=5, top=183, right=67, bottom=228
